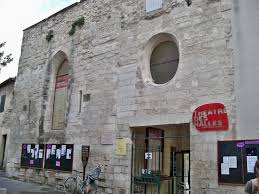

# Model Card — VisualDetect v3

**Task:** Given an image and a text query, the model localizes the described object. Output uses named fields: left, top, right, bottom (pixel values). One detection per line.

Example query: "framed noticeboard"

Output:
left=21, top=144, right=45, bottom=169
left=44, top=144, right=74, bottom=172
left=218, top=140, right=259, bottom=185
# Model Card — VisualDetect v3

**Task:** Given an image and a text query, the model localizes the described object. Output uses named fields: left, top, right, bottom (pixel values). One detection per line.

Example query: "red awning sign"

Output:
left=192, top=103, right=229, bottom=131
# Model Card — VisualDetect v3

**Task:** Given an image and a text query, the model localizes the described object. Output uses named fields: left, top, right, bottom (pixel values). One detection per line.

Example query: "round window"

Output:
left=150, top=41, right=179, bottom=84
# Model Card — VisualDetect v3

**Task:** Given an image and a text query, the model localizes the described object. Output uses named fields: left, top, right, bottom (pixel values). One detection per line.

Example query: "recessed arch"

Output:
left=49, top=51, right=69, bottom=76
left=52, top=60, right=69, bottom=130
left=48, top=51, right=70, bottom=130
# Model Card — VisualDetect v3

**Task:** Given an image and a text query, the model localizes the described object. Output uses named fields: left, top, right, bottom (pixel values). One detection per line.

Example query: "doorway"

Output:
left=131, top=124, right=190, bottom=194
left=0, top=135, right=7, bottom=169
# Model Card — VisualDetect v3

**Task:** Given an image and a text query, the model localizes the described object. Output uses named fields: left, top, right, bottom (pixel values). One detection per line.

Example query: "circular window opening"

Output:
left=150, top=41, right=179, bottom=84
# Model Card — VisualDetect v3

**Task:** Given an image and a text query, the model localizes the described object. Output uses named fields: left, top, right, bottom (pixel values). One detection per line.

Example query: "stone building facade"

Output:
left=0, top=77, right=15, bottom=170
left=1, top=0, right=252, bottom=193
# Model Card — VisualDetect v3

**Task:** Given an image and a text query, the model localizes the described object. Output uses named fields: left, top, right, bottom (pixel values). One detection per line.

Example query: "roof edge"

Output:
left=23, top=0, right=86, bottom=31
left=0, top=77, right=16, bottom=88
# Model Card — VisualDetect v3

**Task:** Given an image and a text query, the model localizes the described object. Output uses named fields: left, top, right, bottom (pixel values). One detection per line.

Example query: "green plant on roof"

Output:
left=69, top=17, right=85, bottom=36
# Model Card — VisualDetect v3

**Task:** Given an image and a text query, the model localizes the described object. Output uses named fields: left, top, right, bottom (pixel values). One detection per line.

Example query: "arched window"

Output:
left=52, top=60, right=69, bottom=130
left=150, top=41, right=179, bottom=84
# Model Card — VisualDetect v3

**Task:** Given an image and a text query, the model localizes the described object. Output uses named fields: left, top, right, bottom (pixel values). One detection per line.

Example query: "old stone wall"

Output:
left=0, top=79, right=15, bottom=170
left=2, top=0, right=241, bottom=193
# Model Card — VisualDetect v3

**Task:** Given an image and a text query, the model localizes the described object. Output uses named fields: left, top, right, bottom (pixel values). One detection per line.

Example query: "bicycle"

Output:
left=64, top=165, right=101, bottom=194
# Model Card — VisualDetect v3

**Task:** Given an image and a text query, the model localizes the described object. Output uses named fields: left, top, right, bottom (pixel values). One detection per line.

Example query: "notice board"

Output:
left=218, top=140, right=259, bottom=185
left=20, top=144, right=44, bottom=169
left=44, top=144, right=73, bottom=172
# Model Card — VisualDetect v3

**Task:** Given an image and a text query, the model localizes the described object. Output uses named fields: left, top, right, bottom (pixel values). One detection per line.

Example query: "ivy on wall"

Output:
left=69, top=17, right=85, bottom=36
left=46, top=30, right=54, bottom=42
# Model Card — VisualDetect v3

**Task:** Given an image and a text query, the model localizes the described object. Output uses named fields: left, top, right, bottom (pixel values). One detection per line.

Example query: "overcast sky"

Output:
left=0, top=0, right=79, bottom=83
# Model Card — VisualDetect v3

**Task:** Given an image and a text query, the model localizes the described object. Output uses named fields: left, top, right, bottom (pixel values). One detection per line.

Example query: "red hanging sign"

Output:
left=192, top=103, right=229, bottom=131
left=55, top=75, right=69, bottom=89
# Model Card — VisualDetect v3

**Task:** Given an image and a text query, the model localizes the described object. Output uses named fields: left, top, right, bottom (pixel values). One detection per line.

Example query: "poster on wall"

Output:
left=44, top=144, right=73, bottom=172
left=116, top=138, right=126, bottom=155
left=218, top=140, right=259, bottom=185
left=192, top=103, right=229, bottom=131
left=20, top=144, right=44, bottom=169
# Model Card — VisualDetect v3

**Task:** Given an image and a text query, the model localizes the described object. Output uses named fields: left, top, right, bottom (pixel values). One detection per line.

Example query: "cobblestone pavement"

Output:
left=0, top=173, right=65, bottom=194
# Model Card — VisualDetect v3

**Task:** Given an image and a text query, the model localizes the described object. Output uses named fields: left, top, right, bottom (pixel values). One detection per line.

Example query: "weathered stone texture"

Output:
left=2, top=0, right=241, bottom=193
left=0, top=79, right=15, bottom=170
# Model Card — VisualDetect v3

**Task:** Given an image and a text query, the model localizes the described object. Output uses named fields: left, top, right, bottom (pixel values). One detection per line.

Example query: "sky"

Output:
left=0, top=0, right=79, bottom=83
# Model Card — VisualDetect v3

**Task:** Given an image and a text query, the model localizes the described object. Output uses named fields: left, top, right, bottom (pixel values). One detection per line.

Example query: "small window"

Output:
left=0, top=95, right=6, bottom=113
left=146, top=0, right=163, bottom=12
left=150, top=41, right=179, bottom=84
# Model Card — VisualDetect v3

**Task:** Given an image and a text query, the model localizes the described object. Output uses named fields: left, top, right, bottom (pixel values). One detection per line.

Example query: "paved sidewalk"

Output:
left=0, top=175, right=65, bottom=194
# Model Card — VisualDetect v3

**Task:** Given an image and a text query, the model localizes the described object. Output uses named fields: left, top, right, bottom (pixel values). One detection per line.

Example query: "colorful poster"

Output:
left=51, top=145, right=56, bottom=155
left=46, top=149, right=51, bottom=159
left=35, top=144, right=39, bottom=152
left=61, top=145, right=66, bottom=156
left=31, top=149, right=35, bottom=158
left=27, top=144, right=31, bottom=154
left=39, top=149, right=43, bottom=159
left=56, top=149, right=61, bottom=159
left=56, top=161, right=61, bottom=167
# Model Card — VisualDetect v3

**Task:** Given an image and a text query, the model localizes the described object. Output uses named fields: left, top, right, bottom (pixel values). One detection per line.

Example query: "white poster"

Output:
left=247, top=156, right=258, bottom=173
left=145, top=152, right=153, bottom=160
left=56, top=149, right=61, bottom=159
left=228, top=156, right=237, bottom=168
left=61, top=145, right=66, bottom=156
left=46, top=149, right=51, bottom=159
left=27, top=144, right=31, bottom=153
left=66, top=149, right=72, bottom=159
left=221, top=163, right=230, bottom=175
left=34, top=145, right=39, bottom=159
left=35, top=150, right=38, bottom=159
left=31, top=149, right=35, bottom=158
left=35, top=144, right=39, bottom=152
left=39, top=149, right=43, bottom=159
left=51, top=145, right=56, bottom=155
left=223, top=156, right=237, bottom=169
left=223, top=156, right=229, bottom=164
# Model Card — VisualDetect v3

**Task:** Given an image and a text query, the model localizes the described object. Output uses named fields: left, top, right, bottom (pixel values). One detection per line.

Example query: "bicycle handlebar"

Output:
left=73, top=170, right=83, bottom=174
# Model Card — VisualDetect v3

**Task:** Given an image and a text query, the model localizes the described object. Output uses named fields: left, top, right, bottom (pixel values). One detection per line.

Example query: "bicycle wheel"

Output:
left=64, top=176, right=77, bottom=194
